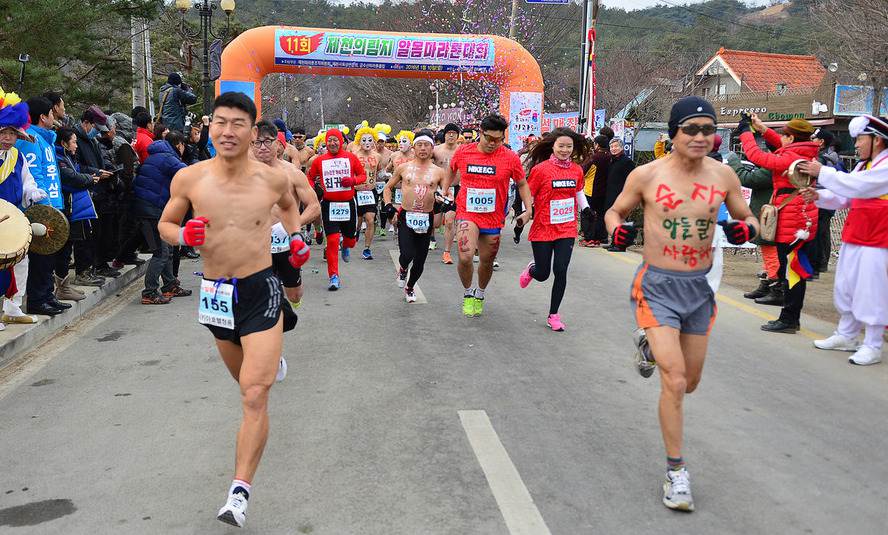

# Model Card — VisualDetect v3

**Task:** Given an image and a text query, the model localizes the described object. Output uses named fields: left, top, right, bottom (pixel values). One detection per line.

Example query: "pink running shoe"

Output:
left=547, top=314, right=565, bottom=332
left=519, top=262, right=535, bottom=288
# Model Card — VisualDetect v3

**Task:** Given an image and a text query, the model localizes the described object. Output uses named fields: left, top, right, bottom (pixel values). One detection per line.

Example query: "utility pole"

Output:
left=131, top=17, right=146, bottom=110
left=508, top=0, right=520, bottom=40
left=578, top=0, right=599, bottom=135
left=144, top=24, right=155, bottom=117
left=319, top=83, right=325, bottom=127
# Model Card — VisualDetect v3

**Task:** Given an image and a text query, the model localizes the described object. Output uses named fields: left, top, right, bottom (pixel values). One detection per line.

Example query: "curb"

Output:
left=0, top=256, right=149, bottom=371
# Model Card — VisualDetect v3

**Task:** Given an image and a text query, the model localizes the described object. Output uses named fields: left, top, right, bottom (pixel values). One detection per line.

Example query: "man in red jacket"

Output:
left=306, top=128, right=366, bottom=290
left=738, top=115, right=820, bottom=333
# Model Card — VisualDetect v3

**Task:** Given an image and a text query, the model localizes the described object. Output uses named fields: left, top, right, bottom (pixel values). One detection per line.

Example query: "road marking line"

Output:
left=388, top=249, right=427, bottom=304
left=594, top=248, right=822, bottom=339
left=458, top=410, right=552, bottom=535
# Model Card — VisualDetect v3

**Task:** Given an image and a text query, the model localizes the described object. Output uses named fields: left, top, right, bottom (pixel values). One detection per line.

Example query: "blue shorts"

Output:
left=479, top=227, right=502, bottom=236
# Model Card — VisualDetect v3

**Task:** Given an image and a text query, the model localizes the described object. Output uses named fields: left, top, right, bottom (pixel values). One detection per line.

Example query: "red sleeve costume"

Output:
left=306, top=129, right=367, bottom=278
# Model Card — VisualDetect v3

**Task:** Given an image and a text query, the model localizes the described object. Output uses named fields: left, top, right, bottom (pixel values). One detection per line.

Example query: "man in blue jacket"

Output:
left=157, top=72, right=197, bottom=134
left=16, top=96, right=71, bottom=317
left=132, top=132, right=189, bottom=304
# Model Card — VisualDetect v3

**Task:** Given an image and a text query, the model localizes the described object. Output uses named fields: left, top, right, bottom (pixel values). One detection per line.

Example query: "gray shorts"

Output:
left=630, top=263, right=717, bottom=335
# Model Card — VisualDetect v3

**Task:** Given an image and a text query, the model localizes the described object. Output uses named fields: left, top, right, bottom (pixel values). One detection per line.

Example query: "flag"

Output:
left=787, top=245, right=812, bottom=289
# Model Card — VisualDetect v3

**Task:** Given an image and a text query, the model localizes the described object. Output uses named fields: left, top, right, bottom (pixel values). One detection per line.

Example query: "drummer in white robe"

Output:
left=799, top=115, right=888, bottom=366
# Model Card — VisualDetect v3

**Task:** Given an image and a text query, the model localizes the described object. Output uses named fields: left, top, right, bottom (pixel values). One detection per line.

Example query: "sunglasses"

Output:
left=481, top=132, right=504, bottom=143
left=252, top=138, right=276, bottom=148
left=678, top=124, right=717, bottom=136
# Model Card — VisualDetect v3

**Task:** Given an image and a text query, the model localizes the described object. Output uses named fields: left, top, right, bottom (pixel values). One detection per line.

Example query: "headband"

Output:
left=413, top=135, right=434, bottom=146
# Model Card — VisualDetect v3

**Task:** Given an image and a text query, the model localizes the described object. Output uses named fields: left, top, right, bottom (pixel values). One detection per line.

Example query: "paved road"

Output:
left=1, top=235, right=887, bottom=534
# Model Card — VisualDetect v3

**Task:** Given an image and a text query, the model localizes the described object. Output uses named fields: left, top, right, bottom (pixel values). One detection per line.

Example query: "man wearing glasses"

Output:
left=287, top=127, right=315, bottom=173
left=442, top=114, right=531, bottom=317
left=251, top=121, right=320, bottom=308
left=605, top=96, right=759, bottom=512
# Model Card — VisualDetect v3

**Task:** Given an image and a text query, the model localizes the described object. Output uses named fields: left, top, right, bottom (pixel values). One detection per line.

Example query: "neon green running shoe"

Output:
left=472, top=297, right=484, bottom=317
left=463, top=296, right=475, bottom=317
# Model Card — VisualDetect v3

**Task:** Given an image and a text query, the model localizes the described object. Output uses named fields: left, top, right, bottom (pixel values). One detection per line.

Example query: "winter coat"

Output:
left=739, top=129, right=820, bottom=244
left=604, top=152, right=635, bottom=210
left=134, top=127, right=155, bottom=163
left=15, top=124, right=64, bottom=209
left=73, top=125, right=109, bottom=176
left=55, top=145, right=97, bottom=240
left=132, top=140, right=186, bottom=219
left=582, top=149, right=611, bottom=200
left=157, top=83, right=197, bottom=133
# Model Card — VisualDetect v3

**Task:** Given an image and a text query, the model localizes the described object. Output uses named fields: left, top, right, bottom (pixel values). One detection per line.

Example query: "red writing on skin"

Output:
left=655, top=184, right=684, bottom=210
left=692, top=183, right=728, bottom=205
left=662, top=244, right=712, bottom=268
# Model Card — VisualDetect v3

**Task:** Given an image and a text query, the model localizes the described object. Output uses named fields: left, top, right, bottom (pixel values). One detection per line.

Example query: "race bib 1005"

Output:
left=270, top=222, right=290, bottom=253
left=329, top=201, right=351, bottom=221
left=549, top=198, right=574, bottom=224
left=405, top=211, right=431, bottom=233
left=198, top=280, right=234, bottom=329
left=356, top=190, right=375, bottom=206
left=466, top=187, right=496, bottom=213
left=321, top=158, right=351, bottom=192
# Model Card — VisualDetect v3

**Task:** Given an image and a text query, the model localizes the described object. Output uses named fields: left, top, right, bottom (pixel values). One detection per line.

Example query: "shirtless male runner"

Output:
left=353, top=125, right=381, bottom=259
left=289, top=127, right=315, bottom=171
left=251, top=121, right=321, bottom=308
left=387, top=130, right=415, bottom=223
left=306, top=128, right=367, bottom=290
left=382, top=129, right=448, bottom=302
left=442, top=114, right=531, bottom=317
left=158, top=93, right=311, bottom=528
left=605, top=96, right=759, bottom=512
left=433, top=123, right=461, bottom=263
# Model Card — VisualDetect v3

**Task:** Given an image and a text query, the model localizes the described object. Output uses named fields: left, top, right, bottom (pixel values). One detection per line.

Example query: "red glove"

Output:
left=611, top=223, right=637, bottom=251
left=340, top=176, right=356, bottom=188
left=718, top=220, right=756, bottom=245
left=179, top=217, right=208, bottom=246
left=288, top=232, right=311, bottom=268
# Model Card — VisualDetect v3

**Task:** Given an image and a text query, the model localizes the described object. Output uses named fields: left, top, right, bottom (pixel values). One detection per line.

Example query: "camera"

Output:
left=18, top=53, right=30, bottom=63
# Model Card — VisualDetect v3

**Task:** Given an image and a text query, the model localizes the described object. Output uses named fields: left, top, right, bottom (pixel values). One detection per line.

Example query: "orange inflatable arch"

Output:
left=216, top=26, right=544, bottom=143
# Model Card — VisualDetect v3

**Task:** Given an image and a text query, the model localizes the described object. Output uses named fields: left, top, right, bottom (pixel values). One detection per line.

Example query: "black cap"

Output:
left=668, top=96, right=717, bottom=138
left=814, top=128, right=835, bottom=144
left=168, top=72, right=182, bottom=86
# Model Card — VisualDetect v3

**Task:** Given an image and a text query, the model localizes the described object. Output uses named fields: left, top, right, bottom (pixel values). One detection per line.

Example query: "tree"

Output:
left=811, top=0, right=888, bottom=115
left=0, top=0, right=158, bottom=108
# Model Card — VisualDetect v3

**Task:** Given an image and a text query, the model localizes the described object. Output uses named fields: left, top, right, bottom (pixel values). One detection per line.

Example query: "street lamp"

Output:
left=176, top=0, right=236, bottom=115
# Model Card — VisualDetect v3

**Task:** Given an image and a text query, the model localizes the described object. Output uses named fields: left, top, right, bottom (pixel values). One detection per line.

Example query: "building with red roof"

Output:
left=695, top=47, right=827, bottom=98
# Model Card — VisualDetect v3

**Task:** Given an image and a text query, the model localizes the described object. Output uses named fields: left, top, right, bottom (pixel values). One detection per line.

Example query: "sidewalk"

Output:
left=0, top=258, right=149, bottom=370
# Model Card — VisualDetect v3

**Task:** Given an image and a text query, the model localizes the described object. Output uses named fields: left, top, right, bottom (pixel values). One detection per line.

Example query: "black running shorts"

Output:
left=271, top=252, right=302, bottom=288
left=201, top=267, right=297, bottom=345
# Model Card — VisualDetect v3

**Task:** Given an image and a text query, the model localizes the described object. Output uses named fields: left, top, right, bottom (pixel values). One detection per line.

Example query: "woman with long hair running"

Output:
left=518, top=127, right=591, bottom=331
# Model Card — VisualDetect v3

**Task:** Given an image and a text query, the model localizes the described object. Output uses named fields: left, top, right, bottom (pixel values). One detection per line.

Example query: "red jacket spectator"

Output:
left=134, top=126, right=155, bottom=164
left=740, top=126, right=819, bottom=243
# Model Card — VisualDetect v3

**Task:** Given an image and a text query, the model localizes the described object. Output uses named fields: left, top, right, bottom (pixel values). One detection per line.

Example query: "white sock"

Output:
left=229, top=479, right=251, bottom=499
left=464, top=287, right=474, bottom=298
left=474, top=288, right=485, bottom=300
